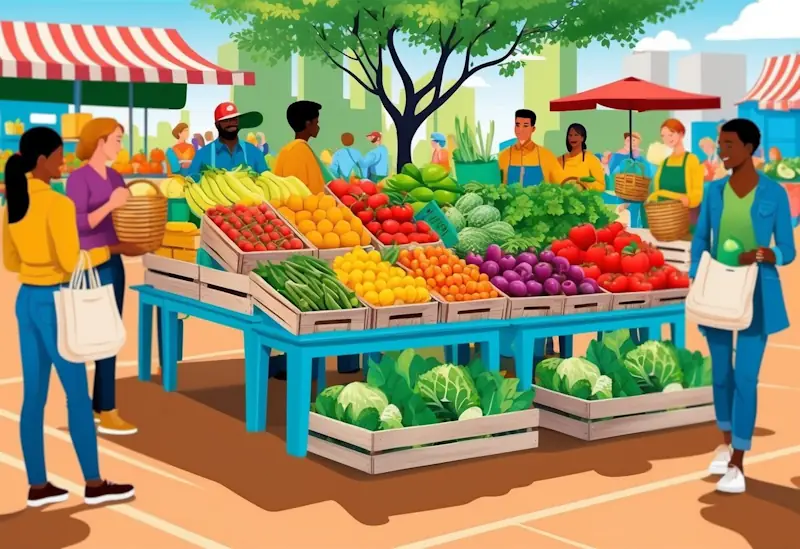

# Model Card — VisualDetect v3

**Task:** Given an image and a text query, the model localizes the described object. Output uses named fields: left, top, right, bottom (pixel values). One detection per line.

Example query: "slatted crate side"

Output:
left=586, top=386, right=713, bottom=419
left=505, top=295, right=565, bottom=319
left=142, top=254, right=200, bottom=300
left=434, top=292, right=508, bottom=323
left=367, top=300, right=440, bottom=329
left=611, top=291, right=651, bottom=310
left=199, top=266, right=252, bottom=315
left=628, top=228, right=691, bottom=269
left=248, top=272, right=367, bottom=335
left=650, top=288, right=689, bottom=307
left=563, top=289, right=613, bottom=315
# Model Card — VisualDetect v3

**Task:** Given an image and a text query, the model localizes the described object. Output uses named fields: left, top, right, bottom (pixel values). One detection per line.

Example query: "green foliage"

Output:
left=623, top=340, right=684, bottom=393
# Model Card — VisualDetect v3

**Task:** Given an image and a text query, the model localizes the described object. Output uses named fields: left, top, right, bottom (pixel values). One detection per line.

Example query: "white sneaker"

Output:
left=716, top=466, right=746, bottom=494
left=708, top=445, right=731, bottom=475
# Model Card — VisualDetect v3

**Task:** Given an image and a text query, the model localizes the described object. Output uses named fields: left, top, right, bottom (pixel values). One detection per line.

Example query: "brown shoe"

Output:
left=97, top=410, right=138, bottom=436
left=85, top=480, right=134, bottom=506
left=27, top=483, right=69, bottom=508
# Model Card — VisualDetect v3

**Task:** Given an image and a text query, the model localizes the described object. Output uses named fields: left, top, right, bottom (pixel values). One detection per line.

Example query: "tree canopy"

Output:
left=194, top=0, right=697, bottom=168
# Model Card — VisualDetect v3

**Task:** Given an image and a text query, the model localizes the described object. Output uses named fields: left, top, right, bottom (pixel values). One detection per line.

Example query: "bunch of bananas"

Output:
left=184, top=168, right=311, bottom=217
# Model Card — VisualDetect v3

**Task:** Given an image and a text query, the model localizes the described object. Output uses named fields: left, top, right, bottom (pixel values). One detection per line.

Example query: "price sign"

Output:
left=414, top=201, right=459, bottom=247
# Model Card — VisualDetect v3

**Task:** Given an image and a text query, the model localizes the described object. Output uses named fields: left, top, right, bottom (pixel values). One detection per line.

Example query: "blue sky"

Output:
left=3, top=0, right=799, bottom=141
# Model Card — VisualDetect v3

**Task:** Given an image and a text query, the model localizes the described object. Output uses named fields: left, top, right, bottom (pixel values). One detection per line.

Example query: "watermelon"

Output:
left=466, top=205, right=502, bottom=227
left=482, top=221, right=515, bottom=242
left=445, top=207, right=466, bottom=231
left=454, top=192, right=483, bottom=214
left=455, top=227, right=493, bottom=256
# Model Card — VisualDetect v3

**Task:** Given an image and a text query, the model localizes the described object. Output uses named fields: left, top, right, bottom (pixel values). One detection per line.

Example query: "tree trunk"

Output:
left=394, top=115, right=421, bottom=172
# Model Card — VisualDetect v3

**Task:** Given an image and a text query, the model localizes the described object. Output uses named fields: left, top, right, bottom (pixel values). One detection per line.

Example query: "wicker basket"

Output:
left=644, top=199, right=690, bottom=241
left=614, top=161, right=651, bottom=202
left=112, top=179, right=167, bottom=253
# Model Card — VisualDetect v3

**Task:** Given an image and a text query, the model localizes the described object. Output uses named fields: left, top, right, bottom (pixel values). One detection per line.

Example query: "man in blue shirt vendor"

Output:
left=187, top=102, right=268, bottom=179
left=361, top=131, right=390, bottom=181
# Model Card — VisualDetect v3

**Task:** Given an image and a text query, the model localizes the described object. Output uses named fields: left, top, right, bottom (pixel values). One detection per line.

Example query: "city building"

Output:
left=522, top=44, right=578, bottom=141
left=621, top=51, right=670, bottom=86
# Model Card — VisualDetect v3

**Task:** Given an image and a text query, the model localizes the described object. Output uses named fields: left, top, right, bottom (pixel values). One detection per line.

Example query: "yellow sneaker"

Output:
left=97, top=410, right=138, bottom=436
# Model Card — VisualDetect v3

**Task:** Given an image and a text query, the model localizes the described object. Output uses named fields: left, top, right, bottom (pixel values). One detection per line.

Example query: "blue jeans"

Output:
left=16, top=284, right=100, bottom=486
left=704, top=308, right=768, bottom=451
left=93, top=255, right=125, bottom=412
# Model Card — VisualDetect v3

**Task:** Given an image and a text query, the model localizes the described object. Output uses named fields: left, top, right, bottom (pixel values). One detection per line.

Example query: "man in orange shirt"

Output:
left=274, top=100, right=329, bottom=194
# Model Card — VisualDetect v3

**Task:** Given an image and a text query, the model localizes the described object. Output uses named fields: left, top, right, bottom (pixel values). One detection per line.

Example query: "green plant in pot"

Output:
left=453, top=117, right=501, bottom=186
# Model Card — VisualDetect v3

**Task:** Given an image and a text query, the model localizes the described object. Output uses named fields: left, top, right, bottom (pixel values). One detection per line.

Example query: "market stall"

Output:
left=134, top=168, right=709, bottom=469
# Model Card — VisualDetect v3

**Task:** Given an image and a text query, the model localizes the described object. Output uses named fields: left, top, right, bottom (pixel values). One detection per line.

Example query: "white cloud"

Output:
left=706, top=0, right=800, bottom=40
left=634, top=31, right=691, bottom=52
left=463, top=75, right=490, bottom=88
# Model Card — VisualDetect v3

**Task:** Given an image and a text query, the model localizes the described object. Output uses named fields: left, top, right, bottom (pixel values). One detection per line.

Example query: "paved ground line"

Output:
left=768, top=343, right=800, bottom=351
left=760, top=383, right=800, bottom=391
left=515, top=524, right=597, bottom=549
left=396, top=443, right=800, bottom=549
left=0, top=452, right=229, bottom=549
left=0, top=408, right=195, bottom=486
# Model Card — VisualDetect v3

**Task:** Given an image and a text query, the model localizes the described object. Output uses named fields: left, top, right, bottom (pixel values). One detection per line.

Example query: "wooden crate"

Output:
left=366, top=300, right=439, bottom=329
left=200, top=214, right=313, bottom=274
left=563, top=289, right=613, bottom=315
left=650, top=288, right=689, bottom=308
left=199, top=266, right=251, bottom=315
left=249, top=272, right=368, bottom=335
left=308, top=409, right=539, bottom=474
left=534, top=386, right=714, bottom=441
left=142, top=254, right=200, bottom=300
left=611, top=291, right=651, bottom=311
left=628, top=228, right=691, bottom=271
left=434, top=292, right=508, bottom=323
left=506, top=295, right=565, bottom=319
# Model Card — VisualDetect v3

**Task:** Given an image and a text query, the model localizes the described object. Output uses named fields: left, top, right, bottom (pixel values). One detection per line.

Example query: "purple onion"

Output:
left=578, top=281, right=596, bottom=295
left=551, top=256, right=571, bottom=274
left=543, top=278, right=561, bottom=295
left=466, top=252, right=483, bottom=266
left=526, top=280, right=543, bottom=296
left=480, top=260, right=500, bottom=278
left=516, top=252, right=537, bottom=266
left=562, top=280, right=578, bottom=296
left=539, top=250, right=556, bottom=264
left=485, top=244, right=503, bottom=263
left=508, top=280, right=528, bottom=297
left=566, top=265, right=585, bottom=284
left=584, top=278, right=600, bottom=292
left=498, top=255, right=517, bottom=272
left=490, top=275, right=509, bottom=293
left=514, top=264, right=532, bottom=282
left=533, top=262, right=553, bottom=282
left=552, top=273, right=566, bottom=283
left=503, top=270, right=521, bottom=282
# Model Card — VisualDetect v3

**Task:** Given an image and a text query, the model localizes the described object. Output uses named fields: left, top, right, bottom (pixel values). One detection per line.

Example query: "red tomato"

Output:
left=582, top=263, right=602, bottom=280
left=602, top=251, right=622, bottom=273
left=551, top=239, right=575, bottom=253
left=382, top=219, right=400, bottom=234
left=629, top=278, right=653, bottom=292
left=378, top=232, right=394, bottom=245
left=613, top=233, right=634, bottom=252
left=609, top=274, right=630, bottom=293
left=416, top=220, right=431, bottom=233
left=399, top=221, right=415, bottom=234
left=393, top=233, right=410, bottom=244
left=584, top=244, right=608, bottom=266
left=597, top=273, right=615, bottom=291
left=367, top=193, right=390, bottom=210
left=366, top=221, right=382, bottom=234
left=350, top=200, right=367, bottom=214
left=357, top=210, right=375, bottom=224
left=667, top=270, right=690, bottom=288
left=359, top=181, right=377, bottom=195
left=607, top=221, right=624, bottom=236
left=557, top=246, right=582, bottom=265
left=621, top=250, right=650, bottom=274
left=340, top=194, right=357, bottom=207
left=328, top=179, right=349, bottom=197
left=645, top=248, right=665, bottom=268
left=376, top=207, right=393, bottom=222
left=646, top=268, right=667, bottom=290
left=596, top=227, right=614, bottom=243
left=348, top=184, right=365, bottom=197
left=568, top=223, right=598, bottom=250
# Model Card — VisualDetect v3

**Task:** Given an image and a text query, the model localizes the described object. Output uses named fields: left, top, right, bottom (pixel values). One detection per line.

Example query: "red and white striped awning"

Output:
left=0, top=20, right=255, bottom=86
left=739, top=53, right=800, bottom=111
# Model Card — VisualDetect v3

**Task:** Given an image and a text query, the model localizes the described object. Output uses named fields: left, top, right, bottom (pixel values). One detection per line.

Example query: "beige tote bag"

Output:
left=54, top=251, right=126, bottom=363
left=686, top=251, right=758, bottom=331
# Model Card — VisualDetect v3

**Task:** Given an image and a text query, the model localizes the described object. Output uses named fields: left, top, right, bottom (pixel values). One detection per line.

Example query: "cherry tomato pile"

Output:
left=328, top=179, right=440, bottom=245
left=550, top=220, right=690, bottom=293
left=207, top=203, right=305, bottom=252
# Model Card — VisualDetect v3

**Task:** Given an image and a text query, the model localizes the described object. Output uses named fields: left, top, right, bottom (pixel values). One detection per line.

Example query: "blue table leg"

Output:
left=514, top=330, right=534, bottom=390
left=457, top=344, right=471, bottom=365
left=500, top=329, right=514, bottom=358
left=648, top=324, right=662, bottom=342
left=244, top=330, right=268, bottom=432
left=484, top=333, right=501, bottom=372
left=157, top=313, right=184, bottom=368
left=177, top=320, right=184, bottom=362
left=533, top=338, right=547, bottom=365
left=287, top=348, right=313, bottom=458
left=638, top=326, right=651, bottom=343
left=560, top=336, right=573, bottom=358
left=337, top=355, right=360, bottom=374
left=444, top=345, right=457, bottom=363
left=314, top=357, right=326, bottom=393
left=160, top=308, right=179, bottom=392
left=671, top=320, right=686, bottom=348
left=138, top=300, right=153, bottom=382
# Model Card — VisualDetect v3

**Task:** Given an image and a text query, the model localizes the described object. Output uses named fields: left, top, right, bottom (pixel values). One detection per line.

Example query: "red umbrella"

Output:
left=550, top=77, right=721, bottom=158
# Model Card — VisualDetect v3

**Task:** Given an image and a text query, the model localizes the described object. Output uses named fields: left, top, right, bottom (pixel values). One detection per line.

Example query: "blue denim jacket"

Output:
left=690, top=173, right=796, bottom=335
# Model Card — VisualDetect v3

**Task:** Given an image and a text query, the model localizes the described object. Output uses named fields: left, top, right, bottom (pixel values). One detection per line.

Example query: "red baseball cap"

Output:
left=214, top=102, right=263, bottom=129
left=366, top=131, right=381, bottom=140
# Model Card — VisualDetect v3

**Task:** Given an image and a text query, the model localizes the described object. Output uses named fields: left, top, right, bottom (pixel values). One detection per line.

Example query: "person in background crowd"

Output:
left=604, top=131, right=647, bottom=176
left=652, top=119, right=705, bottom=227
left=274, top=100, right=327, bottom=194
left=166, top=122, right=195, bottom=176
left=256, top=132, right=269, bottom=156
left=67, top=118, right=145, bottom=436
left=498, top=109, right=563, bottom=185
left=329, top=132, right=363, bottom=179
left=4, top=127, right=136, bottom=507
left=694, top=118, right=795, bottom=494
left=204, top=130, right=214, bottom=144
left=192, top=133, right=205, bottom=151
left=558, top=123, right=605, bottom=191
left=187, top=103, right=267, bottom=180
left=446, top=134, right=457, bottom=157
left=430, top=132, right=451, bottom=172
left=699, top=137, right=721, bottom=182
left=361, top=131, right=390, bottom=182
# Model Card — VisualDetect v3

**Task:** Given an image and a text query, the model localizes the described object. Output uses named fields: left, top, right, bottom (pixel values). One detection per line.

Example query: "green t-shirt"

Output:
left=716, top=183, right=757, bottom=266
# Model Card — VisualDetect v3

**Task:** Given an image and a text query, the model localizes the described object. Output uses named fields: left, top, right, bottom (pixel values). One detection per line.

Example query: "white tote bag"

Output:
left=54, top=251, right=126, bottom=363
left=685, top=251, right=758, bottom=331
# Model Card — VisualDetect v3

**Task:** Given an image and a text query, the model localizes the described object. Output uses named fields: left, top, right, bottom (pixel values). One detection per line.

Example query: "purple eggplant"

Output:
left=507, top=280, right=528, bottom=297
left=533, top=262, right=553, bottom=282
left=485, top=244, right=503, bottom=263
left=498, top=255, right=517, bottom=272
left=480, top=260, right=500, bottom=278
left=578, top=281, right=596, bottom=295
left=539, top=250, right=556, bottom=264
left=566, top=265, right=585, bottom=284
left=490, top=275, right=509, bottom=294
left=551, top=256, right=571, bottom=274
left=562, top=280, right=578, bottom=296
left=465, top=252, right=483, bottom=266
left=503, top=270, right=522, bottom=283
left=543, top=278, right=561, bottom=296
left=514, top=264, right=532, bottom=282
left=516, top=252, right=537, bottom=267
left=526, top=280, right=543, bottom=296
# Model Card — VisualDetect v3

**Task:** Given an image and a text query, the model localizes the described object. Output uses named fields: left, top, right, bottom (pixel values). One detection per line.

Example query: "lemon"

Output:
left=340, top=261, right=353, bottom=273
left=415, top=277, right=427, bottom=288
left=403, top=276, right=416, bottom=287
left=327, top=207, right=344, bottom=224
left=312, top=209, right=327, bottom=222
left=379, top=289, right=395, bottom=306
left=332, top=256, right=343, bottom=268
left=377, top=271, right=389, bottom=281
left=375, top=279, right=387, bottom=291
left=340, top=231, right=360, bottom=247
left=367, top=250, right=382, bottom=264
left=404, top=286, right=417, bottom=303
left=354, top=283, right=364, bottom=295
left=303, top=194, right=320, bottom=211
left=363, top=281, right=375, bottom=293
left=342, top=252, right=354, bottom=261
left=318, top=195, right=336, bottom=210
left=416, top=287, right=430, bottom=302
left=297, top=219, right=316, bottom=235
left=363, top=270, right=376, bottom=282
left=353, top=247, right=368, bottom=260
left=286, top=195, right=303, bottom=212
left=333, top=220, right=351, bottom=236
left=317, top=219, right=334, bottom=235
left=306, top=230, right=323, bottom=247
left=392, top=287, right=406, bottom=302
left=349, top=270, right=363, bottom=285
left=390, top=267, right=406, bottom=278
left=364, top=262, right=376, bottom=271
left=322, top=232, right=340, bottom=248
left=364, top=290, right=380, bottom=305
left=377, top=262, right=390, bottom=273
left=388, top=277, right=402, bottom=289
left=337, top=272, right=349, bottom=284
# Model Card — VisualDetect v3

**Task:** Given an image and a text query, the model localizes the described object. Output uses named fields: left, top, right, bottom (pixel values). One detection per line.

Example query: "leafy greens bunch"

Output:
left=313, top=349, right=535, bottom=431
left=461, top=182, right=616, bottom=254
left=535, top=330, right=712, bottom=400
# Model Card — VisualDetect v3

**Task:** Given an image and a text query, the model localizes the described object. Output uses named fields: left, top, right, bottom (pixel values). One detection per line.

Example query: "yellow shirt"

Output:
left=498, top=141, right=563, bottom=185
left=558, top=151, right=606, bottom=191
left=3, top=178, right=110, bottom=286
left=651, top=152, right=704, bottom=208
left=274, top=139, right=325, bottom=195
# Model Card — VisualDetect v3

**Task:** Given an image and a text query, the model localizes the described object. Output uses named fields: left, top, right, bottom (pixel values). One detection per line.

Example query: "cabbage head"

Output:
left=379, top=404, right=403, bottom=430
left=314, top=385, right=344, bottom=418
left=458, top=406, right=484, bottom=421
left=535, top=357, right=563, bottom=390
left=623, top=341, right=683, bottom=393
left=590, top=375, right=613, bottom=400
left=555, top=358, right=601, bottom=399
left=335, top=382, right=389, bottom=430
left=415, top=364, right=480, bottom=420
left=663, top=382, right=683, bottom=393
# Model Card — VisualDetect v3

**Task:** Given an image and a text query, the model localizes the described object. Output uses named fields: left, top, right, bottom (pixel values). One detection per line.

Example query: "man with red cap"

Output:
left=360, top=131, right=390, bottom=181
left=187, top=102, right=267, bottom=179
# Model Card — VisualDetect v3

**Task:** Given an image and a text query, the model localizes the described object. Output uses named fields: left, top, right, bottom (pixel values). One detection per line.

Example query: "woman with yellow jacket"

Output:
left=651, top=119, right=705, bottom=226
left=3, top=127, right=137, bottom=507
left=558, top=123, right=606, bottom=191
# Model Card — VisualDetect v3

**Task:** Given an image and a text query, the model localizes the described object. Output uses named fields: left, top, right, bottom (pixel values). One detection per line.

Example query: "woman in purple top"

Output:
left=66, top=118, right=144, bottom=437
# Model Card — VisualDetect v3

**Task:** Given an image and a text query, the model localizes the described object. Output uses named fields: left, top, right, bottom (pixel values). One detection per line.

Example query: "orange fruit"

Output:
left=286, top=195, right=304, bottom=212
left=317, top=219, right=334, bottom=234
left=295, top=210, right=312, bottom=222
left=306, top=230, right=323, bottom=247
left=318, top=195, right=336, bottom=210
left=322, top=232, right=341, bottom=248
left=297, top=219, right=316, bottom=234
left=341, top=231, right=360, bottom=247
left=312, top=209, right=327, bottom=222
left=333, top=220, right=352, bottom=236
left=360, top=230, right=371, bottom=245
left=303, top=194, right=320, bottom=211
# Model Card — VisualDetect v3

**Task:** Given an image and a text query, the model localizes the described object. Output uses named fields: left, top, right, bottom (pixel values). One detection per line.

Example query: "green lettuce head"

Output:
left=415, top=364, right=480, bottom=420
left=535, top=357, right=563, bottom=389
left=335, top=382, right=389, bottom=430
left=623, top=341, right=683, bottom=392
left=314, top=385, right=345, bottom=418
left=555, top=357, right=601, bottom=399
